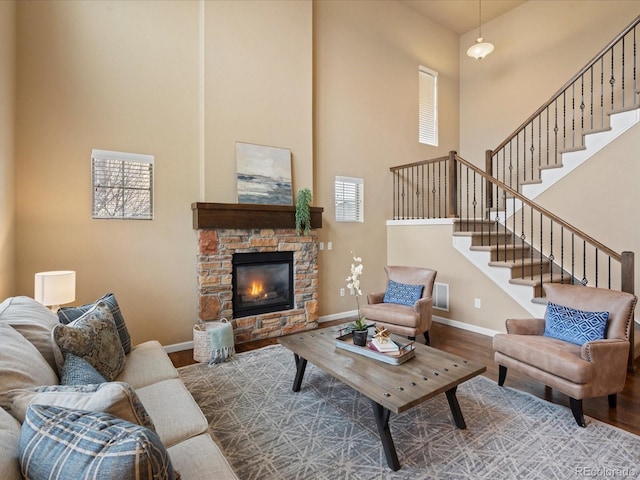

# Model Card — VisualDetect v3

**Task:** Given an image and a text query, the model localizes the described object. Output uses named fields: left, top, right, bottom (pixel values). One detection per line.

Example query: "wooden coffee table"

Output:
left=278, top=324, right=486, bottom=471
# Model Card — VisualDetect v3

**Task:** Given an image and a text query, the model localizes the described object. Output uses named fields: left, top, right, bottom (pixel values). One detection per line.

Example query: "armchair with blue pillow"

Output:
left=360, top=265, right=437, bottom=344
left=493, top=283, right=637, bottom=427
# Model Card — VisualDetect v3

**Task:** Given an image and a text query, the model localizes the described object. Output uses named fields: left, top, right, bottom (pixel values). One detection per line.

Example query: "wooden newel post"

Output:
left=485, top=150, right=493, bottom=215
left=447, top=151, right=457, bottom=218
left=621, top=251, right=635, bottom=370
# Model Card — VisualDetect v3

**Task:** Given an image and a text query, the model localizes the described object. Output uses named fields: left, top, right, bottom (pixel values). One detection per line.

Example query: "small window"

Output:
left=92, top=149, right=154, bottom=220
left=335, top=176, right=363, bottom=223
left=419, top=66, right=438, bottom=146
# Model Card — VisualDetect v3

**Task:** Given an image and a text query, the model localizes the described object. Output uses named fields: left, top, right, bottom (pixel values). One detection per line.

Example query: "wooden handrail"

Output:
left=490, top=15, right=640, bottom=156
left=389, top=155, right=449, bottom=172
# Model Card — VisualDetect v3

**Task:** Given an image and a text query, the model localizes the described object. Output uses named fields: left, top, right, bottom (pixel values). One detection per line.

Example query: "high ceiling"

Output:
left=401, top=0, right=526, bottom=35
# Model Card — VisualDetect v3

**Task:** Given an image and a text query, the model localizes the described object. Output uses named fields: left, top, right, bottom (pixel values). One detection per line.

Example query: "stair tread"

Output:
left=538, top=163, right=563, bottom=171
left=558, top=145, right=587, bottom=154
left=520, top=178, right=542, bottom=185
left=531, top=297, right=548, bottom=305
left=509, top=273, right=573, bottom=287
left=488, top=258, right=548, bottom=268
left=470, top=244, right=529, bottom=252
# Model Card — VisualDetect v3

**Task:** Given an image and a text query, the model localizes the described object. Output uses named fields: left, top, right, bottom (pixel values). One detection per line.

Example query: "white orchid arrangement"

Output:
left=346, top=254, right=368, bottom=331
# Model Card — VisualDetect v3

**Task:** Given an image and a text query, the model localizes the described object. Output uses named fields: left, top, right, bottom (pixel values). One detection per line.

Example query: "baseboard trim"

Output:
left=433, top=315, right=501, bottom=337
left=163, top=312, right=500, bottom=353
left=318, top=310, right=358, bottom=323
left=164, top=340, right=193, bottom=354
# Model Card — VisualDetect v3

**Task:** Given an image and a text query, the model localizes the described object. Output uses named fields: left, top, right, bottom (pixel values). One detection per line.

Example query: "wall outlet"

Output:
left=474, top=298, right=481, bottom=309
left=319, top=242, right=324, bottom=250
left=327, top=241, right=333, bottom=250
left=340, top=288, right=345, bottom=297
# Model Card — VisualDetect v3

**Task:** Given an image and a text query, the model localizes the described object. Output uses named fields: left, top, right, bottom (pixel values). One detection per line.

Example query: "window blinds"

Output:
left=335, top=176, right=364, bottom=222
left=419, top=66, right=438, bottom=146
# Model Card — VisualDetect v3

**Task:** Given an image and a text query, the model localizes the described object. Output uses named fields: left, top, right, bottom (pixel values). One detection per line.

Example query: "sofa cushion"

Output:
left=0, top=296, right=59, bottom=373
left=136, top=379, right=208, bottom=448
left=60, top=353, right=107, bottom=385
left=58, top=293, right=132, bottom=354
left=168, top=433, right=239, bottom=480
left=0, top=407, right=22, bottom=480
left=543, top=302, right=609, bottom=346
left=8, top=382, right=155, bottom=431
left=115, top=341, right=179, bottom=389
left=383, top=279, right=424, bottom=307
left=0, top=324, right=59, bottom=410
left=19, top=405, right=178, bottom=480
left=52, top=302, right=125, bottom=381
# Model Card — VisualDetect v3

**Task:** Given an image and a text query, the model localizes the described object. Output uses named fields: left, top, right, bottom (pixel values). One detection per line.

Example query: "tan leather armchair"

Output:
left=360, top=266, right=437, bottom=344
left=493, top=283, right=637, bottom=427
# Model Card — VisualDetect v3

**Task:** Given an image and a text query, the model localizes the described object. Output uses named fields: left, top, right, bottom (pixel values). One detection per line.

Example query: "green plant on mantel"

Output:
left=295, top=188, right=313, bottom=235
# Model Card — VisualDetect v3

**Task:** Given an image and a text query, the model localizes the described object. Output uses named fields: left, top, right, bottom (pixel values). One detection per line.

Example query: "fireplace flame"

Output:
left=249, top=281, right=264, bottom=297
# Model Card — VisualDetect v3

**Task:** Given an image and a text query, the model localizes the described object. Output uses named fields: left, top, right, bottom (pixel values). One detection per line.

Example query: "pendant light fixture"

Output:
left=467, top=0, right=494, bottom=60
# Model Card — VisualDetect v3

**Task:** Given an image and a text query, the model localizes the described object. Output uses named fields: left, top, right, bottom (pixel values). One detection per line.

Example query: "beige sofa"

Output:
left=0, top=296, right=238, bottom=480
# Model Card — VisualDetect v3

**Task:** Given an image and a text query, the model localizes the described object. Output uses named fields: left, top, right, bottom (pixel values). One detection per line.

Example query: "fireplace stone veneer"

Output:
left=197, top=228, right=318, bottom=343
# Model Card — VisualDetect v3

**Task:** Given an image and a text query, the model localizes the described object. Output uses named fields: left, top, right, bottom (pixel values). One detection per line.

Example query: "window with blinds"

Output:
left=419, top=66, right=438, bottom=146
left=91, top=149, right=154, bottom=220
left=335, top=176, right=363, bottom=223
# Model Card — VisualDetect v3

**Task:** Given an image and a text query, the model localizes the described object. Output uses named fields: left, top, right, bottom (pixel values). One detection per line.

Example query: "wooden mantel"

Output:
left=192, top=202, right=323, bottom=230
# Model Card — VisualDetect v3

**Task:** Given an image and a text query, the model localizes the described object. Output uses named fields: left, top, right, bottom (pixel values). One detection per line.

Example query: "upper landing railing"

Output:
left=488, top=15, right=640, bottom=192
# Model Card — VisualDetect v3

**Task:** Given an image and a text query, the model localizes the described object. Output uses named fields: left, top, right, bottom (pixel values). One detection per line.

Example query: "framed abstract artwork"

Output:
left=236, top=142, right=293, bottom=205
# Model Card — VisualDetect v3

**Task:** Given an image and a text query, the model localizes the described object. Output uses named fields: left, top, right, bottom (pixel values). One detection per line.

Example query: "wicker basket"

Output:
left=193, top=319, right=231, bottom=363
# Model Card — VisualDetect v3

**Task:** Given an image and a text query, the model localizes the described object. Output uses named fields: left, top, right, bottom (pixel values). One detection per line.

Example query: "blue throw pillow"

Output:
left=58, top=293, right=132, bottom=354
left=543, top=302, right=609, bottom=346
left=383, top=279, right=424, bottom=307
left=19, top=405, right=178, bottom=480
left=60, top=353, right=107, bottom=385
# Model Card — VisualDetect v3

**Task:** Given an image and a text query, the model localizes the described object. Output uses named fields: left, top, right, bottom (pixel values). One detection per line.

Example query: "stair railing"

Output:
left=391, top=151, right=635, bottom=365
left=488, top=15, right=639, bottom=193
left=391, top=151, right=635, bottom=364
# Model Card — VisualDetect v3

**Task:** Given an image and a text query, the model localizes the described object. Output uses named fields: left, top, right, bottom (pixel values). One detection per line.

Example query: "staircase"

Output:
left=389, top=16, right=640, bottom=367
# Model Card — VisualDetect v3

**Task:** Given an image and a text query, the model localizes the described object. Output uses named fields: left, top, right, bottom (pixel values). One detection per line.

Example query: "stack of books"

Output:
left=369, top=337, right=400, bottom=354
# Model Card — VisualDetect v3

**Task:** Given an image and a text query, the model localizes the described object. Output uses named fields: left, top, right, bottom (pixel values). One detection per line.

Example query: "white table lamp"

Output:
left=34, top=271, right=76, bottom=312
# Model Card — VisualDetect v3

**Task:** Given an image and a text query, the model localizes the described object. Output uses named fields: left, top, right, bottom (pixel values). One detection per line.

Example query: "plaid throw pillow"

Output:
left=19, top=405, right=178, bottom=480
left=383, top=279, right=424, bottom=307
left=543, top=302, right=609, bottom=346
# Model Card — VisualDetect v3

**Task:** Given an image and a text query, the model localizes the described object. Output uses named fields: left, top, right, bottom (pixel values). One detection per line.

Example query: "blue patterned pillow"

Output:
left=58, top=293, right=132, bottom=354
left=383, top=279, right=424, bottom=307
left=543, top=302, right=609, bottom=346
left=60, top=353, right=107, bottom=385
left=19, top=405, right=177, bottom=480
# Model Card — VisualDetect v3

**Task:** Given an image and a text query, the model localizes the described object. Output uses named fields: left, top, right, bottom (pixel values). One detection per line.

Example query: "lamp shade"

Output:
left=467, top=38, right=495, bottom=60
left=34, top=271, right=76, bottom=307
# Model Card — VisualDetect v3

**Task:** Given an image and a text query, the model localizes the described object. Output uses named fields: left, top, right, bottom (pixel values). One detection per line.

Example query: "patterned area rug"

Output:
left=179, top=345, right=640, bottom=479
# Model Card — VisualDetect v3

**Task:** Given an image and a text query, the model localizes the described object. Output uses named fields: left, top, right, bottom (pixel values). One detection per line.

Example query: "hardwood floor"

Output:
left=170, top=320, right=640, bottom=436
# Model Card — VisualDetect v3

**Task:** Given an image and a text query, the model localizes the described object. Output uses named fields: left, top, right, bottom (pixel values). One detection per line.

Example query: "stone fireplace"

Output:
left=193, top=203, right=323, bottom=343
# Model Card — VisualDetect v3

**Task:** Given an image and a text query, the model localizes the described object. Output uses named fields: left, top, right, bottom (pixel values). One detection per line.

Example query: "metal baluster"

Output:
left=549, top=220, right=554, bottom=284
left=589, top=65, right=594, bottom=131
left=571, top=233, right=575, bottom=285
left=610, top=47, right=615, bottom=111
left=600, top=56, right=605, bottom=130
left=582, top=240, right=588, bottom=286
